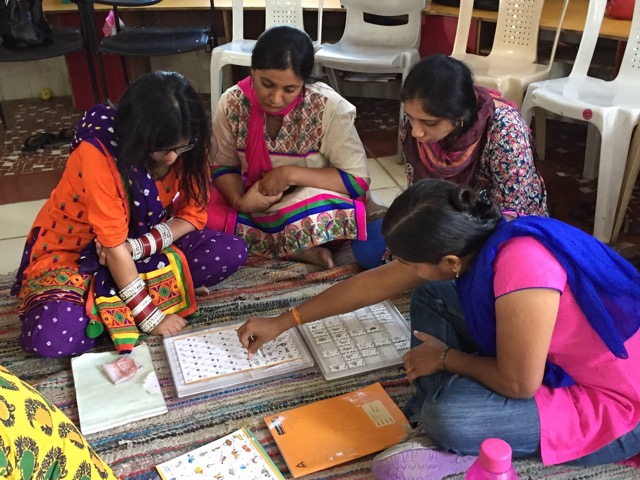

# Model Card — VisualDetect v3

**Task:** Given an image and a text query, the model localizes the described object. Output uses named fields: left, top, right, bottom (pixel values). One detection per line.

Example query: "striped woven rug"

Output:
left=0, top=256, right=638, bottom=480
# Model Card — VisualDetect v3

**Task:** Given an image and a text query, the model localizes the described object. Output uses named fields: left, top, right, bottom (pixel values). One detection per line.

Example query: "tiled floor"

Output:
left=0, top=161, right=405, bottom=275
left=0, top=164, right=407, bottom=275
left=2, top=95, right=639, bottom=276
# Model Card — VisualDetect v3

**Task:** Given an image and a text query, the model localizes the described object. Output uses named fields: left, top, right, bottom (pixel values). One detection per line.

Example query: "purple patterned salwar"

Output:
left=19, top=228, right=247, bottom=357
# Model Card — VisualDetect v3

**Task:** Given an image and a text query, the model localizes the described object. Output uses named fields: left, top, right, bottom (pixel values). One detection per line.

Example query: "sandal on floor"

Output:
left=22, top=132, right=55, bottom=153
left=44, top=127, right=76, bottom=149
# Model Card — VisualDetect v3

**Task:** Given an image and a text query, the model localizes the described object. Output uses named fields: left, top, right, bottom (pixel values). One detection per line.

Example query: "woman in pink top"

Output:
left=238, top=178, right=640, bottom=476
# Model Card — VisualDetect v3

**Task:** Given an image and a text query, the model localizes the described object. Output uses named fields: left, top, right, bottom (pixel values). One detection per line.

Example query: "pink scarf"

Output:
left=414, top=86, right=508, bottom=185
left=237, top=76, right=303, bottom=187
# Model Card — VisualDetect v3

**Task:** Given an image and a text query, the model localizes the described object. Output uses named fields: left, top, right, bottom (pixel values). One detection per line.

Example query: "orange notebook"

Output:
left=264, top=383, right=409, bottom=478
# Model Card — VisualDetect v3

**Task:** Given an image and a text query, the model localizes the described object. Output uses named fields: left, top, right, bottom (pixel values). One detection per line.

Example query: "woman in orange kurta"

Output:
left=12, top=72, right=248, bottom=357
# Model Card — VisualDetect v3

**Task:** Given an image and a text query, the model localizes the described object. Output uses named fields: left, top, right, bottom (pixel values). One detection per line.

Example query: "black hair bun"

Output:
left=451, top=186, right=497, bottom=220
left=474, top=189, right=493, bottom=215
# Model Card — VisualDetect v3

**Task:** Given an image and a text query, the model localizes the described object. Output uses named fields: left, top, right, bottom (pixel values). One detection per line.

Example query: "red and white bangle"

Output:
left=128, top=223, right=173, bottom=260
left=127, top=238, right=144, bottom=261
left=119, top=276, right=145, bottom=302
left=153, top=222, right=173, bottom=250
left=130, top=295, right=153, bottom=318
left=142, top=232, right=158, bottom=256
left=138, top=307, right=165, bottom=333
left=118, top=277, right=165, bottom=333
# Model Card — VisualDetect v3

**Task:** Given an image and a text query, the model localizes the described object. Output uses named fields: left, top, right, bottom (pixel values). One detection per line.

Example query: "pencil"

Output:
left=248, top=335, right=265, bottom=360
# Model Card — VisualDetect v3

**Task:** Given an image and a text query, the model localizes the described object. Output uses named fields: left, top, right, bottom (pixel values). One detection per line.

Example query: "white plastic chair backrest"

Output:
left=338, top=0, right=426, bottom=50
left=490, top=0, right=545, bottom=63
left=615, top=0, right=640, bottom=79
left=231, top=0, right=244, bottom=42
left=453, top=0, right=568, bottom=66
left=266, top=0, right=304, bottom=29
left=451, top=0, right=474, bottom=56
left=265, top=0, right=324, bottom=43
left=570, top=0, right=607, bottom=76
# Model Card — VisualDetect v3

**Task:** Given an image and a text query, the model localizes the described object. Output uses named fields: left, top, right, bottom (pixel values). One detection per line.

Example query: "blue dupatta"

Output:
left=456, top=216, right=640, bottom=388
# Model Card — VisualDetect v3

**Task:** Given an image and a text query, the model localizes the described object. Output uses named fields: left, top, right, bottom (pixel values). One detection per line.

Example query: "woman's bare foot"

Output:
left=195, top=286, right=210, bottom=296
left=289, top=247, right=334, bottom=269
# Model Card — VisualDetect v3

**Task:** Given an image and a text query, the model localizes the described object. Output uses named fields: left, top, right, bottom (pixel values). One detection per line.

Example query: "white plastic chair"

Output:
left=521, top=0, right=640, bottom=243
left=209, top=0, right=324, bottom=114
left=313, top=0, right=426, bottom=154
left=612, top=125, right=640, bottom=243
left=451, top=0, right=569, bottom=108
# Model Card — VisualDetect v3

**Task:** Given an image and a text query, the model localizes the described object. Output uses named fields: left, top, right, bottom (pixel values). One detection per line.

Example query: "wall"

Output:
left=0, top=8, right=340, bottom=103
left=0, top=57, right=71, bottom=100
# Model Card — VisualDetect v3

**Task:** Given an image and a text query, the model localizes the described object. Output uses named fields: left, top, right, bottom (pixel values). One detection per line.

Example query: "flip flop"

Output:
left=43, top=127, right=76, bottom=149
left=22, top=132, right=55, bottom=153
left=371, top=446, right=476, bottom=480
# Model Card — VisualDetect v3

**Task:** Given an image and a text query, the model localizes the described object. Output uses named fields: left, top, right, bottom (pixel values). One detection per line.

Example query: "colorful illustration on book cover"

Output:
left=174, top=327, right=302, bottom=384
left=157, top=428, right=284, bottom=480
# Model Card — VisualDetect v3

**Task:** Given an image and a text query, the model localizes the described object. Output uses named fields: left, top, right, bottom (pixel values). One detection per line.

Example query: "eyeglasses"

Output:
left=151, top=142, right=196, bottom=157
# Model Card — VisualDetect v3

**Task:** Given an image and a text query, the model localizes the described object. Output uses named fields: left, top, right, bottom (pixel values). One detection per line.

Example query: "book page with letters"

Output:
left=264, top=383, right=409, bottom=478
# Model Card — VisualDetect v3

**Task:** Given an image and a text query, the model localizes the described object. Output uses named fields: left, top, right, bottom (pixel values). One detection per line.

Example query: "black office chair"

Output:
left=0, top=27, right=99, bottom=130
left=74, top=0, right=218, bottom=102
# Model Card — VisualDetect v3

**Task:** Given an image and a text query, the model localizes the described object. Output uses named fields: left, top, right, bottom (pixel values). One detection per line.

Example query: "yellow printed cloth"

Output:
left=0, top=366, right=119, bottom=479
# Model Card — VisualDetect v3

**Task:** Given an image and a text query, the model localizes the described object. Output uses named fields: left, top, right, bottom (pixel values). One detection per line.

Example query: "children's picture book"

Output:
left=264, top=382, right=410, bottom=478
left=71, top=342, right=168, bottom=435
left=156, top=427, right=284, bottom=480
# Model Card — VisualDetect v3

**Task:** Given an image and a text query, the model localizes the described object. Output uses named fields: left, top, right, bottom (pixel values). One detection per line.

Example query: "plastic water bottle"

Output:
left=465, top=438, right=518, bottom=479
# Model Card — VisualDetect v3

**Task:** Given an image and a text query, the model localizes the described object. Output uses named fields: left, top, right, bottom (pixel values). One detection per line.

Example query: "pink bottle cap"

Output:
left=478, top=438, right=513, bottom=473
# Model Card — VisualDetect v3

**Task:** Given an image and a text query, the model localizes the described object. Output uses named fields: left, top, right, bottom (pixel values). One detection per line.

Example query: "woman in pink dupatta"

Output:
left=207, top=26, right=385, bottom=270
left=400, top=55, right=548, bottom=217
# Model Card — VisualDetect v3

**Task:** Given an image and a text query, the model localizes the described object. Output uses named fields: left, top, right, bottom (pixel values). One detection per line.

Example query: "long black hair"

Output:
left=114, top=71, right=210, bottom=208
left=382, top=179, right=502, bottom=263
left=400, top=55, right=478, bottom=132
left=251, top=26, right=315, bottom=82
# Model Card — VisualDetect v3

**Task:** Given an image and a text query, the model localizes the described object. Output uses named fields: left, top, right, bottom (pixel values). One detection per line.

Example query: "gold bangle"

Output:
left=439, top=346, right=452, bottom=372
left=289, top=307, right=302, bottom=326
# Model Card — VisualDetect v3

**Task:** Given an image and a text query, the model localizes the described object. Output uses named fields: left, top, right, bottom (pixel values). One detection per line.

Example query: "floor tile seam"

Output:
left=367, top=155, right=404, bottom=190
left=0, top=235, right=27, bottom=241
left=374, top=158, right=404, bottom=190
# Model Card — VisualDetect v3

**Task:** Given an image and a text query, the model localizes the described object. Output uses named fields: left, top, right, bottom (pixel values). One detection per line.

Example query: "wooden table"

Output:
left=43, top=0, right=343, bottom=13
left=423, top=0, right=632, bottom=42
left=44, top=0, right=632, bottom=42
